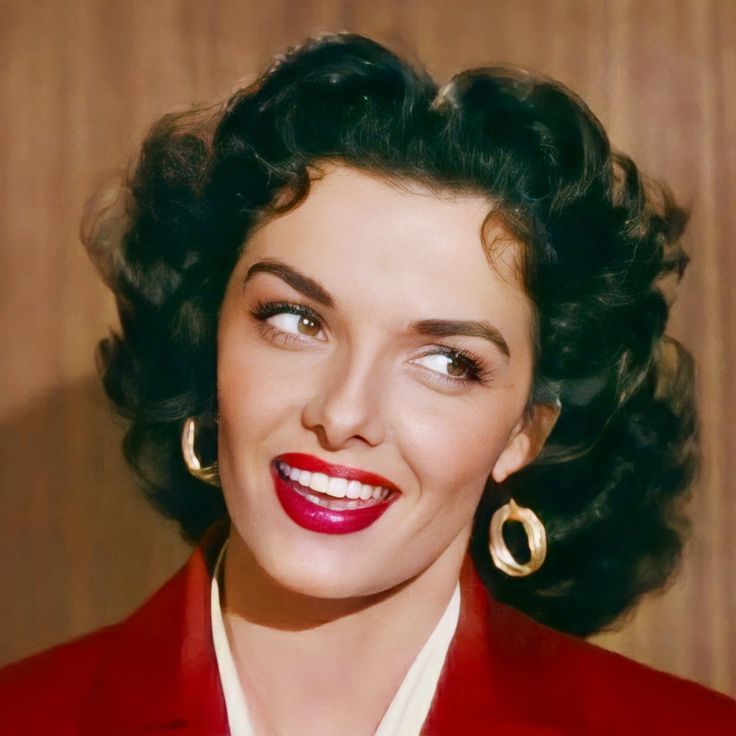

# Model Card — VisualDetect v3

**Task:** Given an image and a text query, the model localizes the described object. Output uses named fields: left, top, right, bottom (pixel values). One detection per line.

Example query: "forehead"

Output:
left=241, top=166, right=532, bottom=337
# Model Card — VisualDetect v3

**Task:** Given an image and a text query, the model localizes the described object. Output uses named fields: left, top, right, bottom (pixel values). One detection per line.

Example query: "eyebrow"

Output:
left=243, top=260, right=335, bottom=308
left=243, top=259, right=511, bottom=359
left=411, top=319, right=511, bottom=360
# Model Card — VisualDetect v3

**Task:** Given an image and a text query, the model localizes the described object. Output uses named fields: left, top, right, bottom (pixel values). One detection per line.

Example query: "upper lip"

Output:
left=276, top=452, right=400, bottom=493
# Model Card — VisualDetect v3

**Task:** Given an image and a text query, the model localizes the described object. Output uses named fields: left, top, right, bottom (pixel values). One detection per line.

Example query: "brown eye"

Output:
left=266, top=311, right=326, bottom=341
left=446, top=354, right=468, bottom=377
left=298, top=316, right=321, bottom=336
left=414, top=351, right=473, bottom=381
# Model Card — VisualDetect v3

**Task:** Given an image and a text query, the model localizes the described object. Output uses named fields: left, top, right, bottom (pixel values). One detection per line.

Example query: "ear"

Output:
left=491, top=402, right=561, bottom=484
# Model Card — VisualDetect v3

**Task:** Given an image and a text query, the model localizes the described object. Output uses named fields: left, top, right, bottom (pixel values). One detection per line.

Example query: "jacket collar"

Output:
left=424, top=556, right=573, bottom=734
left=82, top=525, right=229, bottom=735
left=82, top=526, right=572, bottom=735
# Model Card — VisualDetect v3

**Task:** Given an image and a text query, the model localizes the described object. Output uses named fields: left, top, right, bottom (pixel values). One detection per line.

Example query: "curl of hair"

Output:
left=83, top=33, right=697, bottom=635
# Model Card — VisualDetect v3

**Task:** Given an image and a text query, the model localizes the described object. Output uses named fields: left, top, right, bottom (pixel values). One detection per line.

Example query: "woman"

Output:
left=1, top=33, right=733, bottom=735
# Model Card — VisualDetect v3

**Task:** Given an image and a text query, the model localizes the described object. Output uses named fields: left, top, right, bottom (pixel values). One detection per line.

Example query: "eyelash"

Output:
left=415, top=344, right=494, bottom=387
left=248, top=300, right=494, bottom=387
left=249, top=300, right=324, bottom=345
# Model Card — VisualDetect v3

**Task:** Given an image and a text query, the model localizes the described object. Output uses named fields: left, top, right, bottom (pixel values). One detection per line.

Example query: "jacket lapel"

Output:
left=423, top=558, right=575, bottom=735
left=82, top=534, right=229, bottom=735
left=80, top=533, right=575, bottom=735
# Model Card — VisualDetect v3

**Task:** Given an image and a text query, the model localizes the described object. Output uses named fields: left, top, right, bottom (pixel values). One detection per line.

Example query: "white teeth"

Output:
left=326, top=477, right=348, bottom=498
left=279, top=461, right=391, bottom=503
left=346, top=480, right=362, bottom=499
left=346, top=500, right=359, bottom=509
left=309, top=472, right=328, bottom=493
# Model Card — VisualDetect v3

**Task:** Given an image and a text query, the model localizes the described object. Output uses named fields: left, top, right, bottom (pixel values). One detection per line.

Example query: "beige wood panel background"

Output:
left=1, top=0, right=734, bottom=697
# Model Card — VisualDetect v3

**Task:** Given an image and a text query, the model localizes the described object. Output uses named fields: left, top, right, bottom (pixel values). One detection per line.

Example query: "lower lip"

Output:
left=271, top=465, right=394, bottom=535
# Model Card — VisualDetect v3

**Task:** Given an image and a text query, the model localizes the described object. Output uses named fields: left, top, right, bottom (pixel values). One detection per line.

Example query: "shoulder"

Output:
left=562, top=630, right=734, bottom=732
left=493, top=598, right=736, bottom=734
left=0, top=541, right=224, bottom=735
left=440, top=563, right=736, bottom=735
left=0, top=624, right=120, bottom=733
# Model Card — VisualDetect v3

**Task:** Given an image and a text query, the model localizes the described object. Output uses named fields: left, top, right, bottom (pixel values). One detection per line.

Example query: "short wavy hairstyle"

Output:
left=83, top=33, right=697, bottom=636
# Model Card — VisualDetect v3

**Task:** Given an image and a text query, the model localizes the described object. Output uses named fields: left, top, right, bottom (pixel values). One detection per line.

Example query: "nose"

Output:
left=301, top=348, right=386, bottom=450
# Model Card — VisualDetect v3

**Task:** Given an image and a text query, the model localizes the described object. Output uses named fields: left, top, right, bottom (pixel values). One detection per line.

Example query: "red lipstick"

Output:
left=277, top=453, right=400, bottom=491
left=271, top=453, right=399, bottom=535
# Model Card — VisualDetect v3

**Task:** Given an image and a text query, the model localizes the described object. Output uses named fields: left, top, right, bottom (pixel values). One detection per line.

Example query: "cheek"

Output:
left=217, top=303, right=285, bottom=457
left=217, top=337, right=305, bottom=444
left=395, top=393, right=518, bottom=507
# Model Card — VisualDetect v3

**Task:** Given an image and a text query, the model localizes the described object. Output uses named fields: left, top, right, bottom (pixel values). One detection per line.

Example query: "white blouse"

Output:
left=210, top=544, right=460, bottom=736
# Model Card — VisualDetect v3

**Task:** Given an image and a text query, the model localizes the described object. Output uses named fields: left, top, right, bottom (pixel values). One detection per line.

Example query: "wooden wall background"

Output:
left=1, top=0, right=734, bottom=698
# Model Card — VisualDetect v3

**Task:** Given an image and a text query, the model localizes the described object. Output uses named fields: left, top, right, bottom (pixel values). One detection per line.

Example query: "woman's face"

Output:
left=217, top=166, right=543, bottom=599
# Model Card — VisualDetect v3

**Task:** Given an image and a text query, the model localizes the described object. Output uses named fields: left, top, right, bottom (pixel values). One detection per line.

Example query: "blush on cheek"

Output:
left=406, top=408, right=511, bottom=489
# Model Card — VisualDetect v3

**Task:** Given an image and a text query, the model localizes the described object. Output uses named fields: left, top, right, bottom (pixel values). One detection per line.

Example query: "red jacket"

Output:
left=1, top=539, right=734, bottom=735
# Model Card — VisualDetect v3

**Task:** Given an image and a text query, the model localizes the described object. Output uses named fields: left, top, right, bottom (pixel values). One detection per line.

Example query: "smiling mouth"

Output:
left=275, top=460, right=394, bottom=511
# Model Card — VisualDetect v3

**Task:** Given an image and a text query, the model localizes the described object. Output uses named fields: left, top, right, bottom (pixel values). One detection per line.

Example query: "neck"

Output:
left=220, top=530, right=468, bottom=736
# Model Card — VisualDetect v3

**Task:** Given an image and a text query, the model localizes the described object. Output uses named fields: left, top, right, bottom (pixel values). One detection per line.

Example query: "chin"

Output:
left=235, top=524, right=399, bottom=602
left=268, top=543, right=398, bottom=600
left=278, top=572, right=371, bottom=600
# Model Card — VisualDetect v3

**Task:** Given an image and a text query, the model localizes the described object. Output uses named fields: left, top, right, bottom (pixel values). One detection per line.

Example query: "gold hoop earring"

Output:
left=489, top=499, right=546, bottom=577
left=181, top=416, right=220, bottom=487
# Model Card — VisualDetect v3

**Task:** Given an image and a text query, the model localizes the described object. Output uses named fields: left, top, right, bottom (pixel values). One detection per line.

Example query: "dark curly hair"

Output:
left=82, top=33, right=697, bottom=636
